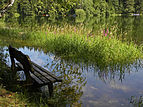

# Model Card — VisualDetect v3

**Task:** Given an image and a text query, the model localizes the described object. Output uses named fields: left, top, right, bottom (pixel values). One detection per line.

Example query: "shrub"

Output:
left=75, top=9, right=86, bottom=18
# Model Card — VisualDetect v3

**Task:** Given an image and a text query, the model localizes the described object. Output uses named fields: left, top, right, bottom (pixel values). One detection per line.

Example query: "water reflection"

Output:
left=130, top=96, right=143, bottom=106
left=3, top=15, right=143, bottom=45
left=0, top=45, right=143, bottom=106
left=0, top=46, right=16, bottom=90
left=46, top=59, right=86, bottom=106
left=1, top=15, right=143, bottom=106
left=2, top=15, right=143, bottom=49
left=14, top=47, right=143, bottom=106
left=2, top=46, right=86, bottom=106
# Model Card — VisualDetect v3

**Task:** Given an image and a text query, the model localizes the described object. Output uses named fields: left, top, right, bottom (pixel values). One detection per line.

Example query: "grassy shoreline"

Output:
left=0, top=24, right=143, bottom=67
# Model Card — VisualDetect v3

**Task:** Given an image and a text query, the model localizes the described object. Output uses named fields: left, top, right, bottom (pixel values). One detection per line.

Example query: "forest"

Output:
left=1, top=0, right=143, bottom=18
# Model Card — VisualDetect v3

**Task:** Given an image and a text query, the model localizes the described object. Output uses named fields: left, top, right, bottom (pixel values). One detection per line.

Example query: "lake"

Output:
left=0, top=16, right=143, bottom=107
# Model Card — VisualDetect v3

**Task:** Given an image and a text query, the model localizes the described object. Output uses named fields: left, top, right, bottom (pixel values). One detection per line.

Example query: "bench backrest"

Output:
left=8, top=45, right=34, bottom=73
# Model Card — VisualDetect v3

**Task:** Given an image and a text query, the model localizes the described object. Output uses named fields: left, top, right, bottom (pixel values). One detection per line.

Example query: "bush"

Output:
left=75, top=9, right=86, bottom=18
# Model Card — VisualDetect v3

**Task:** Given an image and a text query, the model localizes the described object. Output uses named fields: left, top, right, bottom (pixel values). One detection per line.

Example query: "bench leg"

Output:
left=9, top=56, right=17, bottom=79
left=48, top=82, right=53, bottom=97
left=24, top=69, right=33, bottom=85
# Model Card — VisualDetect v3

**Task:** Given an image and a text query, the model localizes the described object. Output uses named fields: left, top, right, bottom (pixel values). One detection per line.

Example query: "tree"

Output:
left=134, top=0, right=143, bottom=14
left=1, top=0, right=143, bottom=17
left=17, top=0, right=34, bottom=16
left=83, top=0, right=95, bottom=16
left=123, top=0, right=135, bottom=14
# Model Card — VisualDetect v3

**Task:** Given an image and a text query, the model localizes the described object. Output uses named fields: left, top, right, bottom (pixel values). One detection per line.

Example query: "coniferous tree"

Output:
left=112, top=0, right=120, bottom=13
left=18, top=0, right=33, bottom=16
left=134, top=0, right=141, bottom=13
left=139, top=0, right=143, bottom=14
left=123, top=0, right=135, bottom=14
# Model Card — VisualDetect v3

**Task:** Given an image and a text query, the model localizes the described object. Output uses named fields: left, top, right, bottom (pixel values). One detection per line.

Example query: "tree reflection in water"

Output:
left=0, top=46, right=87, bottom=106
left=43, top=57, right=87, bottom=106
left=87, top=59, right=142, bottom=83
left=0, top=47, right=11, bottom=85
left=130, top=96, right=143, bottom=107
left=0, top=45, right=143, bottom=106
left=30, top=46, right=143, bottom=106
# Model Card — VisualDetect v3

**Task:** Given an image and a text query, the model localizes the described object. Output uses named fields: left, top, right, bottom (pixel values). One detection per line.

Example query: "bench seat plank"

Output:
left=31, top=61, right=62, bottom=82
left=32, top=64, right=56, bottom=82
left=16, top=63, right=44, bottom=84
left=16, top=62, right=58, bottom=85
left=30, top=73, right=44, bottom=84
left=33, top=71, right=49, bottom=83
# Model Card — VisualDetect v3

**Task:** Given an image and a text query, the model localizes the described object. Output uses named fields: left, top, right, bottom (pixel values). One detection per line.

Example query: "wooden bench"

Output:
left=8, top=45, right=62, bottom=97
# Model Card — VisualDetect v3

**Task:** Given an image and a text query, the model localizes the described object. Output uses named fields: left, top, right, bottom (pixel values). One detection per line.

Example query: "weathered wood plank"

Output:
left=33, top=71, right=49, bottom=84
left=32, top=64, right=56, bottom=82
left=31, top=61, right=62, bottom=82
left=16, top=63, right=24, bottom=70
left=17, top=63, right=47, bottom=84
left=30, top=73, right=43, bottom=84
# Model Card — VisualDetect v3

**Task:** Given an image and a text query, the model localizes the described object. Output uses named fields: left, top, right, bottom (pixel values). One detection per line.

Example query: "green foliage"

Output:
left=98, top=0, right=109, bottom=16
left=0, top=0, right=9, bottom=10
left=1, top=16, right=143, bottom=67
left=17, top=0, right=34, bottom=16
left=44, top=32, right=142, bottom=67
left=75, top=9, right=86, bottom=18
left=2, top=0, right=143, bottom=17
left=1, top=20, right=142, bottom=67
left=134, top=0, right=143, bottom=14
left=83, top=0, right=95, bottom=16
left=75, top=9, right=86, bottom=23
left=130, top=96, right=143, bottom=107
left=123, top=0, right=135, bottom=14
left=111, top=0, right=120, bottom=14
left=24, top=24, right=143, bottom=67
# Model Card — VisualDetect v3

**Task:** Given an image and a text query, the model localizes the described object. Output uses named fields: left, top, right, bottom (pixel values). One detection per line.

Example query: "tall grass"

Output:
left=26, top=24, right=143, bottom=67
left=0, top=22, right=143, bottom=67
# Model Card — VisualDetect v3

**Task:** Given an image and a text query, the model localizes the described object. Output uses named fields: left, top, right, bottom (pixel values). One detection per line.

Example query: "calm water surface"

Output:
left=1, top=46, right=143, bottom=107
left=1, top=16, right=143, bottom=106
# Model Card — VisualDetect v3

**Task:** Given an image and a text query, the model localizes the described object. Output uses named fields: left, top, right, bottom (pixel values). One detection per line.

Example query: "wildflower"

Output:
left=107, top=29, right=109, bottom=33
left=103, top=29, right=109, bottom=37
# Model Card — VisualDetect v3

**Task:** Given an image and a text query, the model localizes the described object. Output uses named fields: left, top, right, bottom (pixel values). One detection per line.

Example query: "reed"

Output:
left=26, top=24, right=143, bottom=67
left=0, top=23, right=142, bottom=67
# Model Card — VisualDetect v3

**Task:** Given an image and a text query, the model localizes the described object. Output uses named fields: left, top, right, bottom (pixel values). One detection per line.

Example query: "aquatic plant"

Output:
left=0, top=22, right=143, bottom=68
left=25, top=24, right=143, bottom=68
left=103, top=29, right=109, bottom=37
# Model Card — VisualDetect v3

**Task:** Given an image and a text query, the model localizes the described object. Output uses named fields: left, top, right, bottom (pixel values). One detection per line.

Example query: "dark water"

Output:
left=1, top=16, right=143, bottom=106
